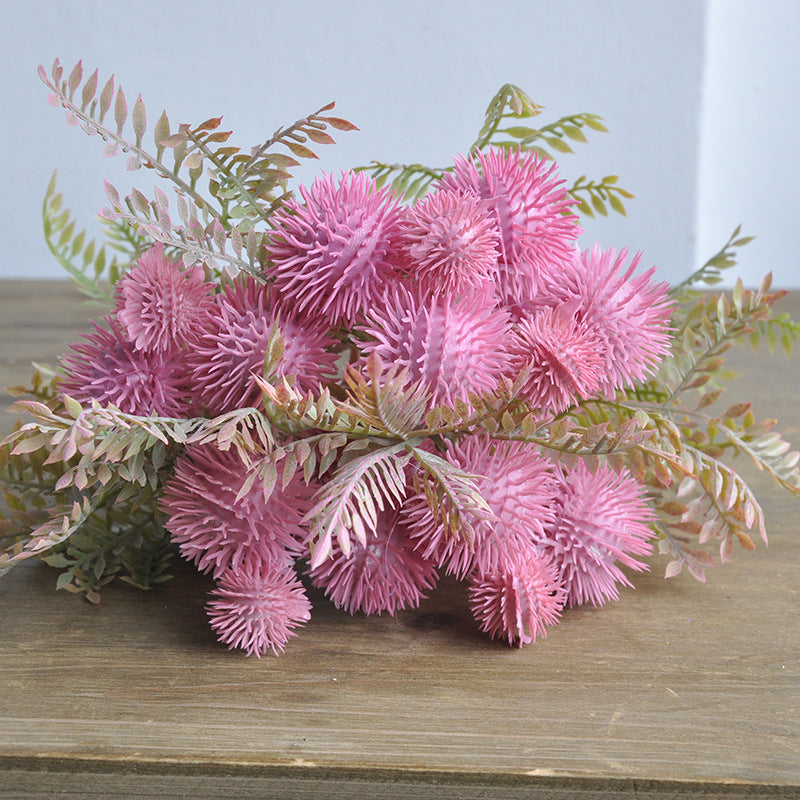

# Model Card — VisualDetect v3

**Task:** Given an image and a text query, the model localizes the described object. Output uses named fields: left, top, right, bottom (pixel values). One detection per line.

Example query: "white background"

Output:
left=1, top=0, right=797, bottom=287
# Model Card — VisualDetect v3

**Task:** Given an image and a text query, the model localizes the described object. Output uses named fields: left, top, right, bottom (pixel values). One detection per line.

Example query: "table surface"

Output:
left=0, top=280, right=798, bottom=800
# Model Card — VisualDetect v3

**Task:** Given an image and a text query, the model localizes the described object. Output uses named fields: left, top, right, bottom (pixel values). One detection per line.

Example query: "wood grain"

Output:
left=1, top=281, right=798, bottom=799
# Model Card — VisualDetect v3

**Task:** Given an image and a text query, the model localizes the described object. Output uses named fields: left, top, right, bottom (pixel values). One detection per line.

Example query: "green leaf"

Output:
left=543, top=136, right=572, bottom=154
left=562, top=124, right=587, bottom=142
left=608, top=193, right=626, bottom=216
left=501, top=126, right=540, bottom=139
left=583, top=115, right=608, bottom=131
left=590, top=194, right=607, bottom=216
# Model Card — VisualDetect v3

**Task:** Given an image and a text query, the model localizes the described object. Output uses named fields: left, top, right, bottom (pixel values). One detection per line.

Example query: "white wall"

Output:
left=697, top=0, right=800, bottom=288
left=2, top=0, right=794, bottom=287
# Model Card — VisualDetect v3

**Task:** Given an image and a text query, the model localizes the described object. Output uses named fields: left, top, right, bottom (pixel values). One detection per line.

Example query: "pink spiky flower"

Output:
left=189, top=279, right=338, bottom=416
left=398, top=189, right=499, bottom=294
left=359, top=285, right=511, bottom=410
left=468, top=550, right=566, bottom=646
left=59, top=315, right=191, bottom=417
left=439, top=146, right=580, bottom=307
left=208, top=559, right=312, bottom=657
left=553, top=247, right=673, bottom=394
left=539, top=461, right=657, bottom=607
left=115, top=244, right=215, bottom=354
left=403, top=435, right=557, bottom=579
left=508, top=299, right=605, bottom=414
left=161, top=443, right=311, bottom=579
left=266, top=171, right=405, bottom=326
left=309, top=507, right=438, bottom=615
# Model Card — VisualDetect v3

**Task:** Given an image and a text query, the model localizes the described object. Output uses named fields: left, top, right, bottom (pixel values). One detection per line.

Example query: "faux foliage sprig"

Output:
left=358, top=82, right=633, bottom=216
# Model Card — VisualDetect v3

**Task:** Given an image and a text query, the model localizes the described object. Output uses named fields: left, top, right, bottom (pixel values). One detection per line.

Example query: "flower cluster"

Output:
left=8, top=67, right=795, bottom=662
left=56, top=145, right=673, bottom=656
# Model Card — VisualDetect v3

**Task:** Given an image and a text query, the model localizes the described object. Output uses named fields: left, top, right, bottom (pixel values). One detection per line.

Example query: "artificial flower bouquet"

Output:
left=2, top=60, right=799, bottom=657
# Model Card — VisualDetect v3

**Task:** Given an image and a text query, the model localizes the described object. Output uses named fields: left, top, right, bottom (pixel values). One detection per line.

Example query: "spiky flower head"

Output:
left=59, top=315, right=191, bottom=417
left=309, top=507, right=438, bottom=616
left=189, top=279, right=338, bottom=416
left=468, top=551, right=566, bottom=647
left=115, top=244, right=215, bottom=354
left=508, top=299, right=605, bottom=414
left=266, top=170, right=405, bottom=326
left=550, top=247, right=673, bottom=395
left=161, top=443, right=311, bottom=579
left=539, top=461, right=656, bottom=607
left=359, top=285, right=511, bottom=410
left=398, top=189, right=499, bottom=294
left=439, top=146, right=580, bottom=307
left=404, top=435, right=557, bottom=579
left=208, top=559, right=312, bottom=657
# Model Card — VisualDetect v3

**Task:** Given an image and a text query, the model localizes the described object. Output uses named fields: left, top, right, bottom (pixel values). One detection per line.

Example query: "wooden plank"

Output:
left=2, top=766, right=793, bottom=800
left=1, top=281, right=798, bottom=797
left=0, top=280, right=98, bottom=415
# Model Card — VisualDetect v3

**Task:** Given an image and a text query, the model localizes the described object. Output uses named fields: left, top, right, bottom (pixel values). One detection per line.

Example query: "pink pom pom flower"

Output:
left=359, top=285, right=511, bottom=410
left=189, top=279, right=338, bottom=416
left=539, top=461, right=657, bottom=608
left=508, top=299, right=605, bottom=414
left=208, top=559, right=312, bottom=657
left=439, top=147, right=580, bottom=307
left=398, top=189, right=499, bottom=294
left=266, top=171, right=405, bottom=326
left=552, top=247, right=674, bottom=395
left=115, top=244, right=215, bottom=354
left=404, top=435, right=557, bottom=579
left=309, top=506, right=438, bottom=616
left=468, top=550, right=566, bottom=647
left=59, top=315, right=191, bottom=417
left=161, top=443, right=311, bottom=579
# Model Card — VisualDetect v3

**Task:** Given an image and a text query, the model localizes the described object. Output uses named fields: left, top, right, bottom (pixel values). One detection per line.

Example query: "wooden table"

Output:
left=1, top=281, right=798, bottom=799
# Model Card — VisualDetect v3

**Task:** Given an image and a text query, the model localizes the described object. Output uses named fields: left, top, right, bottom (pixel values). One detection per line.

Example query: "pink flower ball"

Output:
left=115, top=244, right=215, bottom=354
left=440, top=146, right=580, bottom=308
left=59, top=315, right=192, bottom=417
left=398, top=189, right=499, bottom=294
left=359, top=285, right=511, bottom=410
left=208, top=559, right=312, bottom=656
left=468, top=551, right=566, bottom=646
left=161, top=443, right=311, bottom=579
left=404, top=435, right=557, bottom=579
left=309, top=506, right=438, bottom=616
left=266, top=171, right=405, bottom=327
left=547, top=247, right=674, bottom=394
left=540, top=461, right=656, bottom=607
left=189, top=279, right=338, bottom=416
left=508, top=299, right=605, bottom=414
